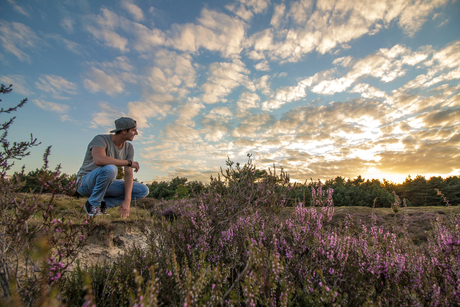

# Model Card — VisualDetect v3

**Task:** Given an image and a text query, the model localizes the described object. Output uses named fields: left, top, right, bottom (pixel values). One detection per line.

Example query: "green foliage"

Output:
left=386, top=175, right=460, bottom=207
left=324, top=176, right=394, bottom=208
left=146, top=176, right=205, bottom=200
left=117, top=166, right=124, bottom=179
left=175, top=184, right=189, bottom=199
left=12, top=165, right=77, bottom=196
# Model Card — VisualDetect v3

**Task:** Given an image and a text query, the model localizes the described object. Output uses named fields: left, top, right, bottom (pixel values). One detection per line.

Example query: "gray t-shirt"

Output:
left=77, top=134, right=134, bottom=178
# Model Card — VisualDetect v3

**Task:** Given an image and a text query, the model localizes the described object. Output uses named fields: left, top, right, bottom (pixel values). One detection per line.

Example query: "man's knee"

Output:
left=101, top=165, right=118, bottom=180
left=134, top=183, right=149, bottom=199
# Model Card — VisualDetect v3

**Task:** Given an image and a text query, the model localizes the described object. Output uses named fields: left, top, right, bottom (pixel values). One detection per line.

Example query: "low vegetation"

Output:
left=1, top=84, right=459, bottom=306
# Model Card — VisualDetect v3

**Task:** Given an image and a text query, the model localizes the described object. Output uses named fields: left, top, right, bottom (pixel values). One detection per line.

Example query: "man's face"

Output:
left=126, top=125, right=138, bottom=141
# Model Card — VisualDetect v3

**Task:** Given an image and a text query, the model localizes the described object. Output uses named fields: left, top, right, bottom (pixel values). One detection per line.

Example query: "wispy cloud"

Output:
left=83, top=57, right=139, bottom=97
left=246, top=0, right=450, bottom=63
left=237, top=92, right=260, bottom=114
left=145, top=49, right=196, bottom=97
left=0, top=75, right=32, bottom=95
left=121, top=0, right=145, bottom=22
left=33, top=99, right=70, bottom=113
left=46, top=34, right=83, bottom=54
left=166, top=8, right=247, bottom=58
left=90, top=102, right=125, bottom=129
left=60, top=17, right=75, bottom=34
left=35, top=75, right=77, bottom=99
left=202, top=59, right=253, bottom=104
left=0, top=21, right=39, bottom=63
left=201, top=107, right=233, bottom=142
left=6, top=0, right=29, bottom=17
left=84, top=8, right=130, bottom=52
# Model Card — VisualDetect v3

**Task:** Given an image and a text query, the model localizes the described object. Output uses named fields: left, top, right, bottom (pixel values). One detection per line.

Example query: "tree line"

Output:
left=144, top=172, right=459, bottom=208
left=11, top=165, right=459, bottom=208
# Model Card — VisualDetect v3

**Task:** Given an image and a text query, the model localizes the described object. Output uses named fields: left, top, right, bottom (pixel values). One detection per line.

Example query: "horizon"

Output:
left=1, top=0, right=459, bottom=185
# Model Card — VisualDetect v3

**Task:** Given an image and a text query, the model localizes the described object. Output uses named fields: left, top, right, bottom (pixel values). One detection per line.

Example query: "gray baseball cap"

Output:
left=110, top=117, right=137, bottom=133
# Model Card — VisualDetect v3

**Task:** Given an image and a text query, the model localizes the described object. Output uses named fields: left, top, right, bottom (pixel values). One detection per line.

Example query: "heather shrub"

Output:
left=0, top=84, right=94, bottom=305
left=0, top=153, right=94, bottom=305
left=59, top=158, right=460, bottom=306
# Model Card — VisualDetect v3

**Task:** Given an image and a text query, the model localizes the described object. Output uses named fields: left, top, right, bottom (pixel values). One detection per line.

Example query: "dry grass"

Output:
left=19, top=194, right=458, bottom=245
left=328, top=206, right=458, bottom=245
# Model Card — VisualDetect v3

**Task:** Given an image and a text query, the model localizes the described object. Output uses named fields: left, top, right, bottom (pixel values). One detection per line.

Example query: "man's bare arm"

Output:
left=118, top=166, right=134, bottom=219
left=92, top=147, right=139, bottom=172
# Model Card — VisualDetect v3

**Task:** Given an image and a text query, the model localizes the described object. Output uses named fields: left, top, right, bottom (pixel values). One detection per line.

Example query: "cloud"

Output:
left=232, top=112, right=276, bottom=138
left=85, top=8, right=131, bottom=52
left=6, top=0, right=29, bottom=17
left=166, top=8, right=247, bottom=58
left=350, top=83, right=387, bottom=99
left=121, top=0, right=144, bottom=21
left=163, top=123, right=201, bottom=144
left=145, top=49, right=196, bottom=97
left=201, top=59, right=253, bottom=104
left=254, top=60, right=270, bottom=71
left=262, top=77, right=311, bottom=110
left=240, top=0, right=270, bottom=14
left=237, top=92, right=260, bottom=114
left=90, top=101, right=124, bottom=129
left=201, top=106, right=234, bottom=141
left=152, top=100, right=206, bottom=144
left=83, top=56, right=139, bottom=97
left=226, top=0, right=270, bottom=21
left=225, top=3, right=254, bottom=21
left=83, top=67, right=126, bottom=96
left=35, top=75, right=77, bottom=99
left=311, top=44, right=429, bottom=96
left=396, top=0, right=450, bottom=35
left=33, top=99, right=70, bottom=113
left=237, top=85, right=458, bottom=182
left=46, top=34, right=83, bottom=54
left=97, top=56, right=135, bottom=71
left=131, top=24, right=165, bottom=52
left=0, top=75, right=32, bottom=95
left=175, top=100, right=205, bottom=126
left=254, top=75, right=272, bottom=96
left=333, top=56, right=353, bottom=67
left=140, top=137, right=239, bottom=182
left=84, top=7, right=166, bottom=54
left=431, top=41, right=460, bottom=70
left=419, top=107, right=460, bottom=127
left=60, top=17, right=75, bottom=34
left=287, top=0, right=314, bottom=25
left=124, top=49, right=197, bottom=128
left=270, top=3, right=286, bottom=28
left=127, top=96, right=174, bottom=128
left=0, top=21, right=39, bottom=63
left=246, top=0, right=450, bottom=63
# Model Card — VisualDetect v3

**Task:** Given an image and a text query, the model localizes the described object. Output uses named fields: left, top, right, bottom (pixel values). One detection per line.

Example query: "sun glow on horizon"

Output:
left=364, top=167, right=408, bottom=184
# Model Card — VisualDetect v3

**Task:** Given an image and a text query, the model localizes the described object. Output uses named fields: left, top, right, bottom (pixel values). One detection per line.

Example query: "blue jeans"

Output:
left=77, top=165, right=149, bottom=208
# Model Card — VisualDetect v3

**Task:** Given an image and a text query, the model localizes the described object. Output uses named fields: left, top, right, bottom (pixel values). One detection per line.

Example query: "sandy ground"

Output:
left=70, top=221, right=151, bottom=269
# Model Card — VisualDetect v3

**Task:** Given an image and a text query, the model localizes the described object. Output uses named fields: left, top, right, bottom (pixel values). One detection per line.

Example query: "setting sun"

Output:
left=363, top=168, right=408, bottom=184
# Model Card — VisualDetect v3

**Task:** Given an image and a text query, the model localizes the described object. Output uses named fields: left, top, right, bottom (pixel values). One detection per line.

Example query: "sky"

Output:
left=1, top=0, right=459, bottom=184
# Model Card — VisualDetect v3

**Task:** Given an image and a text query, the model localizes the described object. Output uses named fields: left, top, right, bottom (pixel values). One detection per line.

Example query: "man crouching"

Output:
left=76, top=117, right=149, bottom=218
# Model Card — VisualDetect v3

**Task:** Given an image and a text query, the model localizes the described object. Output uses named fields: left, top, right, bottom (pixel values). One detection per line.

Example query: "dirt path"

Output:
left=71, top=221, right=151, bottom=269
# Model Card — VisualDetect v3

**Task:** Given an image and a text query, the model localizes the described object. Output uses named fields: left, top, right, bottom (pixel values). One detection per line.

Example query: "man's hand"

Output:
left=117, top=200, right=131, bottom=218
left=131, top=161, right=140, bottom=173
